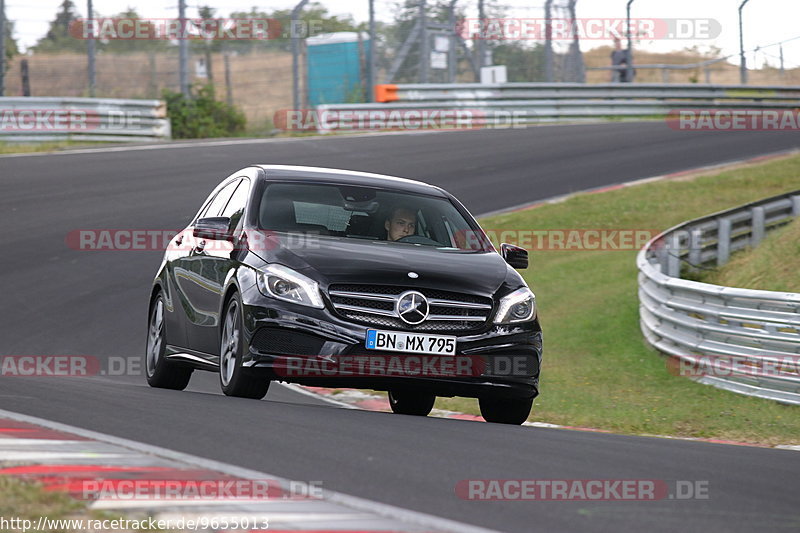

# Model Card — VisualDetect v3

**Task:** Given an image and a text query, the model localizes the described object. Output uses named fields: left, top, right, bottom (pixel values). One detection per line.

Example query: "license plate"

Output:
left=366, top=329, right=456, bottom=355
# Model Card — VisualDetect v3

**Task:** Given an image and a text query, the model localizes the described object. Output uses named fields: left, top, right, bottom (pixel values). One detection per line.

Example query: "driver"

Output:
left=385, top=205, right=417, bottom=241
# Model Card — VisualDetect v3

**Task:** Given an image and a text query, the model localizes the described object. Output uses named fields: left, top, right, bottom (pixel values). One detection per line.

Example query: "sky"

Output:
left=4, top=0, right=800, bottom=68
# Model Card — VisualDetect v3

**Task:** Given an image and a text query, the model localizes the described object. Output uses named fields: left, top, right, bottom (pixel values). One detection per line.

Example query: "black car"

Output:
left=145, top=165, right=542, bottom=424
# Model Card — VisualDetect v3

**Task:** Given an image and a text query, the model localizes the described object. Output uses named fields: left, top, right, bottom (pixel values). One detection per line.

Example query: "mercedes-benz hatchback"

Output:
left=145, top=165, right=542, bottom=424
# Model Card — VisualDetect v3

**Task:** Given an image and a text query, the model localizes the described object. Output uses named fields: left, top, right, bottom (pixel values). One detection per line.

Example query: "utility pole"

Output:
left=368, top=0, right=375, bottom=100
left=738, top=0, right=750, bottom=85
left=0, top=0, right=6, bottom=97
left=224, top=51, right=233, bottom=106
left=626, top=0, right=634, bottom=83
left=419, top=0, right=428, bottom=82
left=477, top=0, right=485, bottom=71
left=448, top=0, right=457, bottom=83
left=178, top=0, right=189, bottom=96
left=544, top=0, right=552, bottom=82
left=87, top=0, right=96, bottom=97
left=291, top=0, right=309, bottom=111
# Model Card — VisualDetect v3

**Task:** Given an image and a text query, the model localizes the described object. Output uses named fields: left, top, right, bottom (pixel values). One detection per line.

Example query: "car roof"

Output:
left=253, top=165, right=448, bottom=197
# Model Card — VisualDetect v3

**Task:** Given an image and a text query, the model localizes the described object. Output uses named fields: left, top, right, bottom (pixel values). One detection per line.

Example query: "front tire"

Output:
left=388, top=390, right=435, bottom=416
left=145, top=293, right=193, bottom=390
left=219, top=294, right=270, bottom=399
left=479, top=396, right=533, bottom=425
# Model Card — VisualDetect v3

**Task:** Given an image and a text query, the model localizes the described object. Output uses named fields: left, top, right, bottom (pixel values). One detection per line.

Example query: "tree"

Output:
left=100, top=8, right=171, bottom=54
left=191, top=6, right=218, bottom=84
left=33, top=0, right=85, bottom=53
left=227, top=3, right=357, bottom=54
left=3, top=19, right=20, bottom=67
left=492, top=43, right=546, bottom=82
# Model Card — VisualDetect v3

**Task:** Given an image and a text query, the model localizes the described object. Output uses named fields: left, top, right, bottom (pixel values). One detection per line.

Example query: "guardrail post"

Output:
left=667, top=232, right=681, bottom=277
left=717, top=217, right=732, bottom=266
left=751, top=206, right=765, bottom=247
left=687, top=228, right=702, bottom=270
left=792, top=195, right=800, bottom=216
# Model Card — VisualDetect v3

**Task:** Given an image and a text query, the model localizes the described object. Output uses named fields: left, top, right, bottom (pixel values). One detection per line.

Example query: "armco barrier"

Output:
left=307, top=83, right=800, bottom=131
left=0, top=97, right=171, bottom=142
left=637, top=190, right=800, bottom=404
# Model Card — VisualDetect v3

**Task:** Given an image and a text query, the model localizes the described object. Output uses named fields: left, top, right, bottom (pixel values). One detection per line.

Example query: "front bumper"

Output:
left=240, top=287, right=542, bottom=400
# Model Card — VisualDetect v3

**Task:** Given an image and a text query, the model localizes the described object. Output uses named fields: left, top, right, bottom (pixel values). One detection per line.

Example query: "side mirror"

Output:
left=501, top=243, right=528, bottom=269
left=194, top=217, right=234, bottom=241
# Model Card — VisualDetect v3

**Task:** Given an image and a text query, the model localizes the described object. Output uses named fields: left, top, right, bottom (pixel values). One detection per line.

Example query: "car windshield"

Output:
left=257, top=182, right=493, bottom=251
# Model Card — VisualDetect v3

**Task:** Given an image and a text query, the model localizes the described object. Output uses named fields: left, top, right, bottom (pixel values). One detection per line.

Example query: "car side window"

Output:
left=198, top=179, right=240, bottom=222
left=220, top=178, right=250, bottom=229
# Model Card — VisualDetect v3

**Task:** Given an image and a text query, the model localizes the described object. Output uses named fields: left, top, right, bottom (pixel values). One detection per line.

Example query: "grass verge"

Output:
left=698, top=217, right=800, bottom=292
left=0, top=475, right=172, bottom=532
left=433, top=153, right=800, bottom=445
left=0, top=141, right=108, bottom=155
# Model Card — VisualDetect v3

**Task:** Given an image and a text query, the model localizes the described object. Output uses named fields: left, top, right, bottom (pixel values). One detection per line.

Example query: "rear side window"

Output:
left=198, top=179, right=240, bottom=221
left=221, top=178, right=250, bottom=228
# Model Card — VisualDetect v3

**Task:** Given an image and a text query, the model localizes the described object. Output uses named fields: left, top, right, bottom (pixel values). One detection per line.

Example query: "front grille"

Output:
left=251, top=327, right=326, bottom=356
left=328, top=284, right=493, bottom=333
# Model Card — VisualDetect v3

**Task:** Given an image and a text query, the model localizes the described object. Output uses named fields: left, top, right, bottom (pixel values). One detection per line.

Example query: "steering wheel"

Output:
left=395, top=235, right=440, bottom=246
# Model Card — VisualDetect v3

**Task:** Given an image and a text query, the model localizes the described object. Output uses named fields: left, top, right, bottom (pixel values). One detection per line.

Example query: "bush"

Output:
left=163, top=85, right=246, bottom=139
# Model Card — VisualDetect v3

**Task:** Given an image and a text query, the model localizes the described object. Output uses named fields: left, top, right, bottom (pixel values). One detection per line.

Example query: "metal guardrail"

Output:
left=374, top=82, right=800, bottom=102
left=306, top=83, right=800, bottom=131
left=0, top=97, right=171, bottom=142
left=637, top=190, right=800, bottom=405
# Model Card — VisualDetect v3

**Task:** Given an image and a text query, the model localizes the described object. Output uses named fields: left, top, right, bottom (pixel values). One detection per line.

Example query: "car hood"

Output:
left=251, top=235, right=510, bottom=296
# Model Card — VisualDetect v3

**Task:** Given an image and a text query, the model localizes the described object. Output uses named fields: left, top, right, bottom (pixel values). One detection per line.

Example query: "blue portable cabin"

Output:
left=306, top=32, right=369, bottom=106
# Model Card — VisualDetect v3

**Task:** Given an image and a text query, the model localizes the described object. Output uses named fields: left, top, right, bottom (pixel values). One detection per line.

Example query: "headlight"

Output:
left=256, top=264, right=324, bottom=309
left=494, top=287, right=536, bottom=324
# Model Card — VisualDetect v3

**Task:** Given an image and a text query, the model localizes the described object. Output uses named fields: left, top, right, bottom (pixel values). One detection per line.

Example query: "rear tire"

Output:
left=219, top=294, right=270, bottom=399
left=145, top=293, right=193, bottom=390
left=479, top=396, right=533, bottom=425
left=388, top=390, right=435, bottom=416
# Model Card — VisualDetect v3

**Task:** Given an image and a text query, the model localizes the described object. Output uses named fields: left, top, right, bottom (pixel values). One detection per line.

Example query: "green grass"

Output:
left=433, top=153, right=800, bottom=445
left=698, top=217, right=800, bottom=292
left=0, top=141, right=108, bottom=155
left=0, top=475, right=174, bottom=532
left=0, top=476, right=85, bottom=532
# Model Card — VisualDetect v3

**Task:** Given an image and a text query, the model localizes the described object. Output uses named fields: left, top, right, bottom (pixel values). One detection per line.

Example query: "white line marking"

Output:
left=0, top=408, right=500, bottom=533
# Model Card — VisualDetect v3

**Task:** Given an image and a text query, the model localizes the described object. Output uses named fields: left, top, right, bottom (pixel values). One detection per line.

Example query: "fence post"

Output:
left=20, top=59, right=30, bottom=96
left=368, top=0, right=376, bottom=100
left=87, top=0, right=96, bottom=97
left=224, top=52, right=233, bottom=107
left=0, top=0, right=5, bottom=97
left=291, top=0, right=308, bottom=112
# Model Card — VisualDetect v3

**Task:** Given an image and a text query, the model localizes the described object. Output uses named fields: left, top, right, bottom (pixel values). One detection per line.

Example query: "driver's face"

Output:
left=385, top=209, right=417, bottom=241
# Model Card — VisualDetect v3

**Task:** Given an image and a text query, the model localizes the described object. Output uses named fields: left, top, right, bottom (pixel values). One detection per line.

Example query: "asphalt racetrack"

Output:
left=1, top=122, right=799, bottom=532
